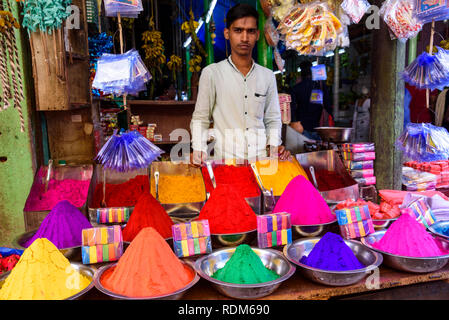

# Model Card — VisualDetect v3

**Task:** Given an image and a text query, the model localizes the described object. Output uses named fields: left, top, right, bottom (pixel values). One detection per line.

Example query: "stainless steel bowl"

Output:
left=283, top=237, right=382, bottom=286
left=0, top=262, right=95, bottom=300
left=13, top=229, right=81, bottom=261
left=361, top=230, right=449, bottom=273
left=372, top=217, right=398, bottom=230
left=428, top=220, right=449, bottom=240
left=194, top=246, right=296, bottom=299
left=93, top=261, right=200, bottom=300
left=211, top=230, right=257, bottom=248
left=292, top=219, right=338, bottom=238
left=314, top=127, right=353, bottom=143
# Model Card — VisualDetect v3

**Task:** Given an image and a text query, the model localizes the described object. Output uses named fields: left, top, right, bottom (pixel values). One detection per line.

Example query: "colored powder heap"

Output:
left=23, top=200, right=93, bottom=249
left=273, top=176, right=335, bottom=225
left=255, top=159, right=309, bottom=196
left=151, top=174, right=206, bottom=204
left=202, top=165, right=261, bottom=198
left=313, top=169, right=347, bottom=191
left=300, top=232, right=365, bottom=271
left=197, top=184, right=257, bottom=234
left=92, top=175, right=150, bottom=208
left=122, top=193, right=173, bottom=241
left=101, top=227, right=194, bottom=297
left=24, top=178, right=90, bottom=211
left=212, top=244, right=280, bottom=284
left=372, top=213, right=449, bottom=257
left=0, top=238, right=91, bottom=300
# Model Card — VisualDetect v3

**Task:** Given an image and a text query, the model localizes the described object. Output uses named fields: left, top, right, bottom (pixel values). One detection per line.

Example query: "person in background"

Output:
left=289, top=60, right=333, bottom=141
left=405, top=83, right=438, bottom=124
left=190, top=3, right=291, bottom=165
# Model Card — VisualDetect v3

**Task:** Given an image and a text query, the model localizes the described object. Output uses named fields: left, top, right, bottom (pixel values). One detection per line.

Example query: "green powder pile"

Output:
left=212, top=244, right=280, bottom=284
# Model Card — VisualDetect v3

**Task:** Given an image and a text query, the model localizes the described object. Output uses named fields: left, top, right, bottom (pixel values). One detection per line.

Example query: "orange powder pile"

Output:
left=101, top=227, right=195, bottom=298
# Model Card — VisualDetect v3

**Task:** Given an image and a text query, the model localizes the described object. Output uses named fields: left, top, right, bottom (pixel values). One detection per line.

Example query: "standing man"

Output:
left=190, top=3, right=291, bottom=165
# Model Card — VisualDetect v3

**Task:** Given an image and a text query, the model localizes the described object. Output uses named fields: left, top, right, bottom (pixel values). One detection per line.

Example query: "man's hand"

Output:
left=190, top=150, right=207, bottom=167
left=268, top=145, right=292, bottom=161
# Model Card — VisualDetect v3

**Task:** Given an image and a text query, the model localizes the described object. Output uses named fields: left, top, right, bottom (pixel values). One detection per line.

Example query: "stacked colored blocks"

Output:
left=335, top=205, right=374, bottom=239
left=339, top=143, right=376, bottom=187
left=404, top=160, right=449, bottom=189
left=404, top=198, right=436, bottom=229
left=81, top=225, right=123, bottom=264
left=257, top=212, right=292, bottom=248
left=172, top=220, right=212, bottom=258
left=96, top=207, right=130, bottom=224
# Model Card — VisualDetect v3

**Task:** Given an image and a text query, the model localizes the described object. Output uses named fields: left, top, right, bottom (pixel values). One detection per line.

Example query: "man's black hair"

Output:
left=226, top=3, right=259, bottom=29
left=299, top=60, right=312, bottom=78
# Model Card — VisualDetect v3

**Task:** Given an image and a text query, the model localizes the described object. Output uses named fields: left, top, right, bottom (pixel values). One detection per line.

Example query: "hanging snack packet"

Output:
left=379, top=0, right=422, bottom=42
left=341, top=0, right=371, bottom=24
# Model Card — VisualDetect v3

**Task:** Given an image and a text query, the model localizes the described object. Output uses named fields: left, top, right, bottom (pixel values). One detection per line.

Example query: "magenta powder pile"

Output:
left=23, top=200, right=93, bottom=249
left=273, top=175, right=336, bottom=225
left=24, top=169, right=90, bottom=211
left=372, top=213, right=449, bottom=257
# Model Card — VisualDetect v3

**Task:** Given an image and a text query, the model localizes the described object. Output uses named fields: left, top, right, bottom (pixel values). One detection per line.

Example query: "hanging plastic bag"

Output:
left=415, top=0, right=449, bottom=24
left=379, top=0, right=422, bottom=42
left=341, top=0, right=371, bottom=24
left=104, top=0, right=144, bottom=18
left=264, top=17, right=280, bottom=47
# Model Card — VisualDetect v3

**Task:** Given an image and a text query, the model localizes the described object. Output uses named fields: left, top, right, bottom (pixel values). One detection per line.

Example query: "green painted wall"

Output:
left=0, top=1, right=36, bottom=246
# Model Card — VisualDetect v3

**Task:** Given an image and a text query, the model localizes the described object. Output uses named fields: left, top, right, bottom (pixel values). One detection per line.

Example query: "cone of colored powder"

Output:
left=23, top=200, right=93, bottom=249
left=197, top=184, right=257, bottom=234
left=300, top=232, right=365, bottom=271
left=273, top=175, right=336, bottom=225
left=372, top=213, right=449, bottom=257
left=212, top=244, right=280, bottom=284
left=122, top=193, right=173, bottom=241
left=101, top=227, right=195, bottom=298
left=0, top=238, right=91, bottom=300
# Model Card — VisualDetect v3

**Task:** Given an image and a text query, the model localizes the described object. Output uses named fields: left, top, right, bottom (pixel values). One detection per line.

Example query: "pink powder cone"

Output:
left=272, top=175, right=336, bottom=225
left=372, top=213, right=449, bottom=257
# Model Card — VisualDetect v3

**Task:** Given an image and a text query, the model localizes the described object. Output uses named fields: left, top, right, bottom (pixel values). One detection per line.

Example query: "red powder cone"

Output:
left=198, top=184, right=257, bottom=234
left=122, top=193, right=173, bottom=241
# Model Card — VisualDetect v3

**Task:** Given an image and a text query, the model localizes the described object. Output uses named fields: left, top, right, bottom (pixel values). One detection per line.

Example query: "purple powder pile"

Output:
left=300, top=232, right=365, bottom=271
left=23, top=200, right=93, bottom=249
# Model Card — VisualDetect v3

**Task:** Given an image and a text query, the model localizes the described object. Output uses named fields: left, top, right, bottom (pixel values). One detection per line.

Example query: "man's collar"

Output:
left=227, top=55, right=256, bottom=76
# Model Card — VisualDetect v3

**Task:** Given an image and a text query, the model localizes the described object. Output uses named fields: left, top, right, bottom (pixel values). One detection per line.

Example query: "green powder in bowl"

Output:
left=211, top=244, right=280, bottom=284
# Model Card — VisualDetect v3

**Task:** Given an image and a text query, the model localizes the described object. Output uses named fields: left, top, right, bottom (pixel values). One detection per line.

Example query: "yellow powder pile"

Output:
left=255, top=158, right=309, bottom=196
left=151, top=174, right=206, bottom=204
left=0, top=238, right=91, bottom=300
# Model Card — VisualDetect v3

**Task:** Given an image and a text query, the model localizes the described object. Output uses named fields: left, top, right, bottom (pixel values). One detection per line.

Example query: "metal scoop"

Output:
left=154, top=171, right=160, bottom=201
left=44, top=159, right=53, bottom=194
left=309, top=166, right=319, bottom=189
left=101, top=167, right=107, bottom=207
left=250, top=163, right=276, bottom=212
left=205, top=161, right=216, bottom=199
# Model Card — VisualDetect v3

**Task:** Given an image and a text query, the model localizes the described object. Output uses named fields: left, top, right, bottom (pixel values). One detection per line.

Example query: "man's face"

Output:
left=224, top=16, right=259, bottom=57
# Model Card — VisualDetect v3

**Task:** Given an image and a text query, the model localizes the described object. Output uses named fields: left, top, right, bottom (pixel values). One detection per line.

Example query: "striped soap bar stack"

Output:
left=339, top=143, right=376, bottom=187
left=257, top=212, right=292, bottom=248
left=335, top=205, right=374, bottom=239
left=172, top=220, right=212, bottom=258
left=96, top=207, right=130, bottom=224
left=81, top=225, right=123, bottom=264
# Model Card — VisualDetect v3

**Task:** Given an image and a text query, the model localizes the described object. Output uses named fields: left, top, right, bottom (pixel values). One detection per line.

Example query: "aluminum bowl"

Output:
left=194, top=246, right=296, bottom=299
left=211, top=230, right=257, bottom=248
left=314, top=127, right=353, bottom=143
left=372, top=217, right=398, bottom=230
left=93, top=261, right=200, bottom=300
left=428, top=220, right=449, bottom=240
left=292, top=219, right=338, bottom=238
left=361, top=230, right=449, bottom=273
left=0, top=262, right=95, bottom=300
left=283, top=237, right=382, bottom=286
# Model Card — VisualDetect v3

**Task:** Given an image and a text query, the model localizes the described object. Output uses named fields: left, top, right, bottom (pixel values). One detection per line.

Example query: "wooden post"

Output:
left=370, top=8, right=405, bottom=190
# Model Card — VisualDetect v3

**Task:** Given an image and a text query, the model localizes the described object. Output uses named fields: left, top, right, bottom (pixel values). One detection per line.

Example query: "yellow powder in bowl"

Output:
left=0, top=238, right=91, bottom=300
left=151, top=174, right=206, bottom=204
left=255, top=158, right=309, bottom=196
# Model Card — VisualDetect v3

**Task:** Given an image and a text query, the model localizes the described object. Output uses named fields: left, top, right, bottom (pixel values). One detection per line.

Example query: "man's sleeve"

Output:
left=190, top=67, right=215, bottom=152
left=264, top=73, right=282, bottom=146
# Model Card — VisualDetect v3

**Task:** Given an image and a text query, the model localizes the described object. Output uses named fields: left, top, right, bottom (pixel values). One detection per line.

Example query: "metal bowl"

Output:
left=428, top=220, right=449, bottom=240
left=292, top=219, right=338, bottom=238
left=93, top=261, right=200, bottom=300
left=194, top=246, right=296, bottom=299
left=283, top=237, right=383, bottom=286
left=372, top=217, right=398, bottom=230
left=314, top=127, right=353, bottom=143
left=211, top=230, right=257, bottom=248
left=13, top=229, right=81, bottom=261
left=361, top=230, right=449, bottom=273
left=0, top=262, right=95, bottom=300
